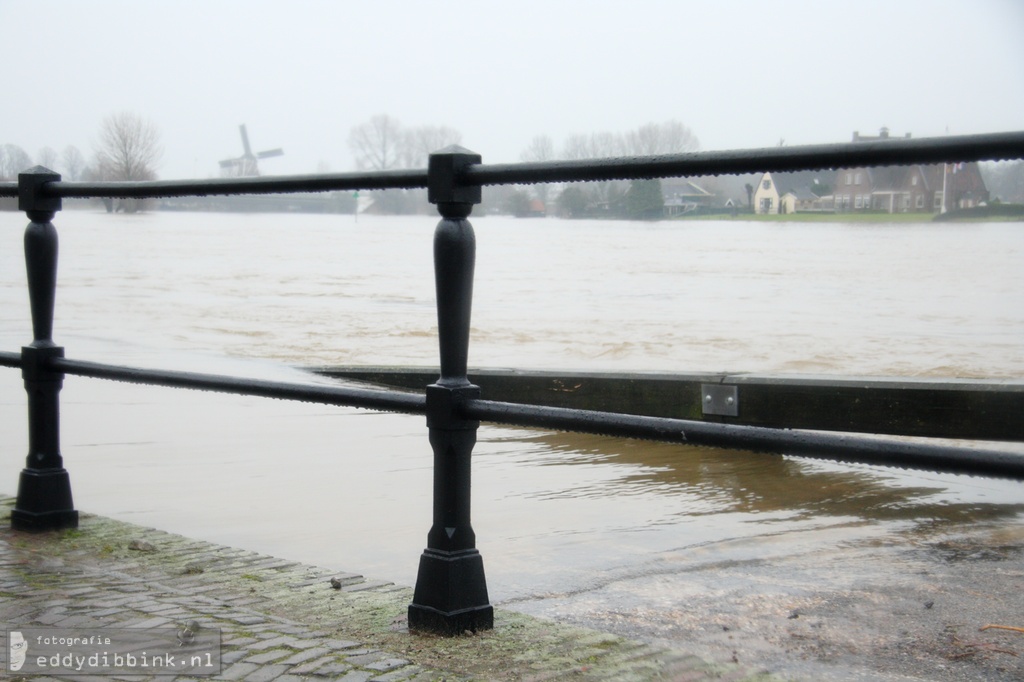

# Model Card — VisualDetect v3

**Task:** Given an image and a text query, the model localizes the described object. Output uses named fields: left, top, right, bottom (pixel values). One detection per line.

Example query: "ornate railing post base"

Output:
left=11, top=468, right=78, bottom=532
left=408, top=548, right=494, bottom=635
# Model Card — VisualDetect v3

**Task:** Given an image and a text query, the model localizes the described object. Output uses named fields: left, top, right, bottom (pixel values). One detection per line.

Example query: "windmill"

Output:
left=219, top=124, right=283, bottom=177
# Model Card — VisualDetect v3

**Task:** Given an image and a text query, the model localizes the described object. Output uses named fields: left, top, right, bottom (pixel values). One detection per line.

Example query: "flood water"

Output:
left=2, top=209, right=1022, bottom=606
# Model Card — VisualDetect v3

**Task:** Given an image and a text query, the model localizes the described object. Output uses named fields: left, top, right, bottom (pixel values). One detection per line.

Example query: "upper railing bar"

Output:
left=4, top=131, right=1022, bottom=201
left=463, top=131, right=1024, bottom=186
left=44, top=168, right=430, bottom=200
left=50, top=357, right=428, bottom=415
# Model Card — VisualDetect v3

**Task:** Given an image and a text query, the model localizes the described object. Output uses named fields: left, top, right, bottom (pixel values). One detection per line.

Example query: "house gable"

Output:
left=753, top=172, right=779, bottom=214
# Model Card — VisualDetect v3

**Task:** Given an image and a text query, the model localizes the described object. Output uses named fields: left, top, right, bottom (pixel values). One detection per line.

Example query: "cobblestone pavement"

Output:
left=0, top=496, right=777, bottom=681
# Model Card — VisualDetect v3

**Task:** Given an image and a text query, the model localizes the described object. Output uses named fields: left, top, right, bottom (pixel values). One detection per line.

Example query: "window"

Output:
left=846, top=173, right=853, bottom=185
left=763, top=179, right=770, bottom=190
left=911, top=175, right=918, bottom=186
left=916, top=194, right=925, bottom=208
left=855, top=195, right=863, bottom=209
left=855, top=172, right=862, bottom=184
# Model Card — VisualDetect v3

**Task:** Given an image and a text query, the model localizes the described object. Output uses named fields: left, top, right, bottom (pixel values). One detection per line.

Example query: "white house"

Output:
left=753, top=172, right=779, bottom=214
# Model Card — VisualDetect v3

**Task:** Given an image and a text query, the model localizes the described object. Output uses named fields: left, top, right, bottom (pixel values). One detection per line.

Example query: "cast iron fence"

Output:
left=3, top=132, right=1024, bottom=635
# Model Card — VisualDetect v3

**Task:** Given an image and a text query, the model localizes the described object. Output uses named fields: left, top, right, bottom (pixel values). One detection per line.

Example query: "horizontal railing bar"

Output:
left=461, top=398, right=1024, bottom=481
left=464, top=131, right=1024, bottom=186
left=4, top=131, right=1022, bottom=201
left=46, top=168, right=429, bottom=200
left=50, top=357, right=427, bottom=414
left=5, top=353, right=1022, bottom=478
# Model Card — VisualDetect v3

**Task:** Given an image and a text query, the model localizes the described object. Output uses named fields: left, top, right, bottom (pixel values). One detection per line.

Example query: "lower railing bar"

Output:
left=462, top=398, right=1024, bottom=481
left=50, top=357, right=427, bottom=415
left=8, top=352, right=1022, bottom=479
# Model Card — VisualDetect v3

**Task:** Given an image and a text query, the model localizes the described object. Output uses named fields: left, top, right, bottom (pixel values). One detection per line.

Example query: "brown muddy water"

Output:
left=2, top=210, right=1023, bottom=679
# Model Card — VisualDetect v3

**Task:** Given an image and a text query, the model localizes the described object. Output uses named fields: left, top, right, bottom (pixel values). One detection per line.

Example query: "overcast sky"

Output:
left=4, top=0, right=1023, bottom=179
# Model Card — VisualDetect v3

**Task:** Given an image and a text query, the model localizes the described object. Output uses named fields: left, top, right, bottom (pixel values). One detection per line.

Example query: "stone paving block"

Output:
left=367, top=666, right=424, bottom=682
left=35, top=609, right=70, bottom=625
left=245, top=635, right=296, bottom=650
left=278, top=646, right=332, bottom=665
left=365, top=657, right=411, bottom=672
left=131, top=616, right=175, bottom=628
left=223, top=635, right=262, bottom=647
left=334, top=671, right=375, bottom=682
left=218, top=661, right=261, bottom=680
left=245, top=648, right=294, bottom=664
left=86, top=607, right=130, bottom=617
left=241, top=663, right=290, bottom=682
left=345, top=651, right=395, bottom=667
left=64, top=586, right=101, bottom=596
left=287, top=654, right=340, bottom=675
left=280, top=630, right=327, bottom=647
left=54, top=614, right=104, bottom=627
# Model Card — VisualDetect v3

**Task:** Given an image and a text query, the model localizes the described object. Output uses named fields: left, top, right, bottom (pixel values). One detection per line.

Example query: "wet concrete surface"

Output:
left=506, top=518, right=1024, bottom=681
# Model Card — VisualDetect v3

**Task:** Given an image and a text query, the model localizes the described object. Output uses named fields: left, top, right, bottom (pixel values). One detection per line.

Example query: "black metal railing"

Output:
left=3, top=132, right=1024, bottom=636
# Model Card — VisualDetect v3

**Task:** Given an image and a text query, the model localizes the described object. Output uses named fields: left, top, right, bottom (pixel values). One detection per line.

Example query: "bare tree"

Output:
left=348, top=114, right=403, bottom=171
left=561, top=131, right=624, bottom=160
left=0, top=143, right=33, bottom=180
left=624, top=120, right=700, bottom=156
left=560, top=132, right=625, bottom=213
left=61, top=145, right=86, bottom=180
left=95, top=111, right=162, bottom=181
left=400, top=125, right=462, bottom=168
left=37, top=146, right=59, bottom=171
left=520, top=134, right=555, bottom=164
left=520, top=135, right=557, bottom=206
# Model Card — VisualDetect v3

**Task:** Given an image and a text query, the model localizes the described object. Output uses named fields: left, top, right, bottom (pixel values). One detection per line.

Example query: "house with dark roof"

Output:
left=753, top=170, right=831, bottom=214
left=662, top=179, right=715, bottom=215
left=835, top=128, right=989, bottom=213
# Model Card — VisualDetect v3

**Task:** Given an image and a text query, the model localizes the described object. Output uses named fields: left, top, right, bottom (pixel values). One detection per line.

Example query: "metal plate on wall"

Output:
left=701, top=384, right=739, bottom=417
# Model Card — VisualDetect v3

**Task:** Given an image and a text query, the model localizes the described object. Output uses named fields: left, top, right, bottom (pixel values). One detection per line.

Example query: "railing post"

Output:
left=408, top=146, right=493, bottom=635
left=11, top=167, right=78, bottom=532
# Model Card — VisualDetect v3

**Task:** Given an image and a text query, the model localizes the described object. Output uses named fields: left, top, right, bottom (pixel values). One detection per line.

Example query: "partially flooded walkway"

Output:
left=0, top=496, right=774, bottom=681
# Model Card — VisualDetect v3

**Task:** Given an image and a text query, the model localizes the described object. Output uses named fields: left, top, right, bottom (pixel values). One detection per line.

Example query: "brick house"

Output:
left=835, top=128, right=989, bottom=213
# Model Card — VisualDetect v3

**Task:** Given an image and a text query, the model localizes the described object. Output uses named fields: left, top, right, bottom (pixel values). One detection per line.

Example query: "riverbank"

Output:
left=0, top=495, right=773, bottom=681
left=674, top=211, right=1023, bottom=223
left=670, top=204, right=1024, bottom=223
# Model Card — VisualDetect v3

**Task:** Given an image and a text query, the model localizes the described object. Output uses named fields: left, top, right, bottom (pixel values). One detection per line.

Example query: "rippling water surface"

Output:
left=1, top=210, right=1022, bottom=602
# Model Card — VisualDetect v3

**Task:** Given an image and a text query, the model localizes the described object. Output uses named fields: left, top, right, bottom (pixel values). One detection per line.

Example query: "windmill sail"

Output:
left=219, top=124, right=283, bottom=177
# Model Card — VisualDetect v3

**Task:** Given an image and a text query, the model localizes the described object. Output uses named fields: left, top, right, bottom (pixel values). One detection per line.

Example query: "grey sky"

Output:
left=4, top=0, right=1023, bottom=179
